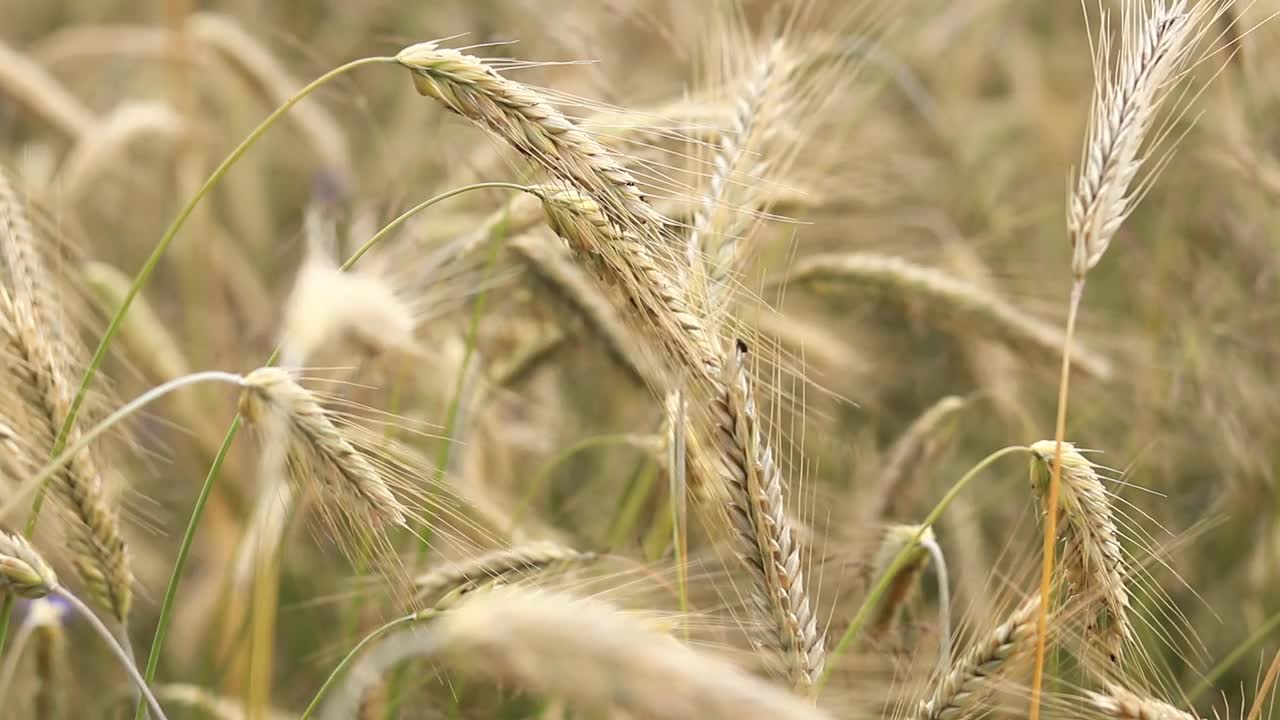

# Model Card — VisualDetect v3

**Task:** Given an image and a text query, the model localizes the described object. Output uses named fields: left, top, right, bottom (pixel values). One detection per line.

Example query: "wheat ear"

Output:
left=59, top=101, right=184, bottom=203
left=775, top=252, right=1113, bottom=380
left=1087, top=683, right=1201, bottom=720
left=0, top=42, right=94, bottom=138
left=396, top=42, right=663, bottom=230
left=1029, top=440, right=1131, bottom=661
left=917, top=593, right=1040, bottom=720
left=413, top=542, right=595, bottom=603
left=713, top=342, right=824, bottom=689
left=238, top=367, right=408, bottom=528
left=0, top=170, right=133, bottom=622
left=326, top=587, right=834, bottom=720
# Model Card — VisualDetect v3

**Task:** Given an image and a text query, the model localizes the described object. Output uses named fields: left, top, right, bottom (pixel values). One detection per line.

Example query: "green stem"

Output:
left=1188, top=608, right=1280, bottom=702
left=814, top=444, right=1028, bottom=695
left=131, top=182, right=537, bottom=720
left=26, top=55, right=396, bottom=534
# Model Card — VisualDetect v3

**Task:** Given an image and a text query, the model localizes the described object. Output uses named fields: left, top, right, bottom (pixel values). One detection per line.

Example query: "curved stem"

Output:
left=1188, top=608, right=1280, bottom=701
left=1029, top=277, right=1083, bottom=720
left=340, top=182, right=534, bottom=272
left=0, top=371, right=244, bottom=521
left=134, top=181, right=528, bottom=720
left=24, top=54, right=395, bottom=533
left=921, top=534, right=951, bottom=679
left=0, top=608, right=39, bottom=706
left=815, top=444, right=1028, bottom=694
left=300, top=612, right=432, bottom=720
left=58, top=588, right=169, bottom=720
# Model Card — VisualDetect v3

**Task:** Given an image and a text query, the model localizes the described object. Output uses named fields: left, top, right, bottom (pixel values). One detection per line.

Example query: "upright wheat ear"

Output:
left=1068, top=0, right=1208, bottom=278
left=0, top=169, right=133, bottom=622
left=238, top=367, right=408, bottom=528
left=1029, top=440, right=1131, bottom=662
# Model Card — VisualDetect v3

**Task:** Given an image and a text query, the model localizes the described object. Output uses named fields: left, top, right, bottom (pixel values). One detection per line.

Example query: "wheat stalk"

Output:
left=238, top=367, right=408, bottom=529
left=1087, top=683, right=1201, bottom=720
left=0, top=169, right=133, bottom=622
left=1029, top=440, right=1131, bottom=662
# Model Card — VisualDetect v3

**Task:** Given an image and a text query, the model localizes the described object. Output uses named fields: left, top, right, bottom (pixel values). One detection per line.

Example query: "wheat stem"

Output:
left=56, top=588, right=169, bottom=720
left=1030, top=277, right=1082, bottom=720
left=817, top=444, right=1028, bottom=694
left=300, top=612, right=433, bottom=720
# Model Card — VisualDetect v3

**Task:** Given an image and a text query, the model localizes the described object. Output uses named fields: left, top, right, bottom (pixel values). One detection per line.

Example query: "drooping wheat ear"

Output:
left=238, top=367, right=408, bottom=528
left=1068, top=0, right=1211, bottom=278
left=509, top=231, right=658, bottom=388
left=689, top=40, right=785, bottom=290
left=869, top=524, right=934, bottom=636
left=413, top=542, right=596, bottom=604
left=537, top=186, right=721, bottom=381
left=1029, top=440, right=1131, bottom=662
left=327, top=587, right=834, bottom=720
left=866, top=395, right=967, bottom=524
left=395, top=42, right=665, bottom=231
left=0, top=170, right=133, bottom=622
left=0, top=41, right=95, bottom=139
left=0, top=530, right=57, bottom=599
left=712, top=342, right=824, bottom=690
left=1087, top=683, right=1201, bottom=720
left=776, top=252, right=1113, bottom=380
left=59, top=101, right=184, bottom=203
left=916, top=593, right=1041, bottom=720
left=186, top=12, right=353, bottom=184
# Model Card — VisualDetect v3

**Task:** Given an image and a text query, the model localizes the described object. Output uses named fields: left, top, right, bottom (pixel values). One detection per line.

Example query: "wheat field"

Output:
left=1, top=1, right=1279, bottom=718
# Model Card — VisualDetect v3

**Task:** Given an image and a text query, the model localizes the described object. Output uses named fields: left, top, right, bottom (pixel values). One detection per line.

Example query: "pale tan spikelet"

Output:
left=776, top=252, right=1113, bottom=380
left=1087, top=683, right=1201, bottom=720
left=331, top=587, right=834, bottom=720
left=0, top=530, right=58, bottom=599
left=395, top=42, right=665, bottom=230
left=1069, top=0, right=1213, bottom=278
left=1029, top=440, right=1132, bottom=661
left=186, top=12, right=352, bottom=183
left=238, top=367, right=408, bottom=528
left=0, top=41, right=95, bottom=138
left=413, top=542, right=596, bottom=603
left=0, top=169, right=133, bottom=622
left=711, top=342, right=824, bottom=690
left=58, top=101, right=184, bottom=203
left=869, top=524, right=934, bottom=636
left=917, top=594, right=1040, bottom=720
left=508, top=231, right=658, bottom=388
